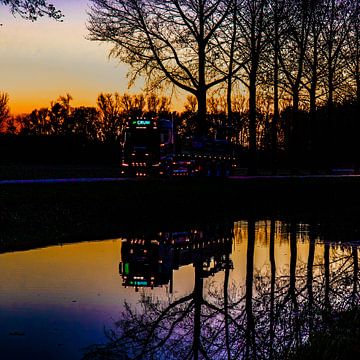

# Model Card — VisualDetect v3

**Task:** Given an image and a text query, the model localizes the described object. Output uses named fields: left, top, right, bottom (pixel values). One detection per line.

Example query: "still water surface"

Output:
left=0, top=220, right=359, bottom=359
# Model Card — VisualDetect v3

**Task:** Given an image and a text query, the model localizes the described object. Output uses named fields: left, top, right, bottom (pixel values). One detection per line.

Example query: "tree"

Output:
left=145, top=93, right=171, bottom=118
left=87, top=0, right=235, bottom=136
left=343, top=1, right=360, bottom=109
left=303, top=0, right=326, bottom=118
left=71, top=106, right=100, bottom=141
left=20, top=107, right=50, bottom=135
left=345, top=0, right=360, bottom=106
left=0, top=92, right=10, bottom=132
left=120, top=93, right=146, bottom=118
left=236, top=0, right=268, bottom=174
left=1, top=0, right=62, bottom=21
left=49, top=93, right=74, bottom=135
left=278, top=0, right=311, bottom=112
left=97, top=92, right=125, bottom=142
left=320, top=0, right=352, bottom=110
left=266, top=0, right=289, bottom=172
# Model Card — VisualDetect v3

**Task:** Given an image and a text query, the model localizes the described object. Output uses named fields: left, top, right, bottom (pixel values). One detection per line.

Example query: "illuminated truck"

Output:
left=119, top=224, right=234, bottom=292
left=121, top=118, right=173, bottom=177
left=121, top=117, right=237, bottom=177
left=119, top=237, right=172, bottom=291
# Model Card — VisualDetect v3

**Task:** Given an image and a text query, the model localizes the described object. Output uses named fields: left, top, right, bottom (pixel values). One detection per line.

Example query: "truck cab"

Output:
left=121, top=118, right=174, bottom=176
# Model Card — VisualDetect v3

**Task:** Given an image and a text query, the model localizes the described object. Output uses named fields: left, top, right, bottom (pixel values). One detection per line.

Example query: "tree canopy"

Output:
left=87, top=0, right=235, bottom=134
left=1, top=0, right=63, bottom=21
left=0, top=92, right=10, bottom=130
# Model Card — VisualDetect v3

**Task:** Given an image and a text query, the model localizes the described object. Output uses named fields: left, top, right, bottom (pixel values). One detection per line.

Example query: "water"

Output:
left=0, top=220, right=359, bottom=359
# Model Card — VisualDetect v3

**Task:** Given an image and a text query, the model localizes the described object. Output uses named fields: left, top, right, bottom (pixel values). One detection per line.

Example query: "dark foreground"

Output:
left=2, top=175, right=360, bottom=252
left=2, top=174, right=360, bottom=359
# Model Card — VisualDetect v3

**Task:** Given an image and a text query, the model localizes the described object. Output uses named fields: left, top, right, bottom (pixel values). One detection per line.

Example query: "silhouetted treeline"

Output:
left=1, top=92, right=360, bottom=169
left=194, top=97, right=360, bottom=171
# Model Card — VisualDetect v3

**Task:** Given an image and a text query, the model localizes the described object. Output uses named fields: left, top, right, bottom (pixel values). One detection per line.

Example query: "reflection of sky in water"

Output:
left=0, top=221, right=358, bottom=359
left=0, top=239, right=194, bottom=359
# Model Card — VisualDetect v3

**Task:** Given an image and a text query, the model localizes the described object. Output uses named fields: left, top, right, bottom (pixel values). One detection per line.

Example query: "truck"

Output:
left=119, top=223, right=234, bottom=292
left=121, top=117, right=237, bottom=177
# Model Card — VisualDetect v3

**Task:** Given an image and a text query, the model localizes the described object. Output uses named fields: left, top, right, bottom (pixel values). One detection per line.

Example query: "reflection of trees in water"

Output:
left=253, top=222, right=360, bottom=359
left=83, top=221, right=360, bottom=360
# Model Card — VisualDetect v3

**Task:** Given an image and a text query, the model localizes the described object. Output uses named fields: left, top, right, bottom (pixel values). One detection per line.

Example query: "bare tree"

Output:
left=145, top=93, right=171, bottom=117
left=266, top=0, right=289, bottom=172
left=320, top=0, right=352, bottom=110
left=49, top=93, right=73, bottom=135
left=303, top=0, right=326, bottom=119
left=0, top=92, right=10, bottom=131
left=344, top=0, right=360, bottom=106
left=235, top=0, right=268, bottom=174
left=97, top=92, right=125, bottom=142
left=0, top=0, right=62, bottom=21
left=278, top=0, right=311, bottom=111
left=87, top=0, right=235, bottom=136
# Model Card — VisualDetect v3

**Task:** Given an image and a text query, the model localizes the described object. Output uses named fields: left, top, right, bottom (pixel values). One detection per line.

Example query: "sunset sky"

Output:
left=0, top=0, right=145, bottom=115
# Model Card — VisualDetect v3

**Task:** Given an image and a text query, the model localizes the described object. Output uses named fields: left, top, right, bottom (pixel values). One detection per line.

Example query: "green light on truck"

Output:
left=132, top=120, right=151, bottom=126
left=129, top=280, right=148, bottom=286
left=124, top=263, right=129, bottom=275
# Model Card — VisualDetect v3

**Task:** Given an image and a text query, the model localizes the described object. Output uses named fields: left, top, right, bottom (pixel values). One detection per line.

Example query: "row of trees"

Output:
left=0, top=92, right=172, bottom=143
left=88, top=0, right=360, bottom=172
left=1, top=90, right=359, bottom=169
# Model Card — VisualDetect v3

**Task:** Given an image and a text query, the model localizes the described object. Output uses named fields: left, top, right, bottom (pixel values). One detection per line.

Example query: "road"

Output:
left=1, top=174, right=360, bottom=185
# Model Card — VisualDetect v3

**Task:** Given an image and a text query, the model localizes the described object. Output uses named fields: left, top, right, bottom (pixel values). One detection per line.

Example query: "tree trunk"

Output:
left=290, top=222, right=300, bottom=346
left=246, top=219, right=256, bottom=358
left=227, top=76, right=233, bottom=135
left=227, top=1, right=237, bottom=140
left=193, top=259, right=203, bottom=360
left=272, top=24, right=280, bottom=175
left=196, top=88, right=207, bottom=136
left=307, top=227, right=315, bottom=334
left=197, top=7, right=207, bottom=137
left=249, top=71, right=257, bottom=175
left=324, top=243, right=331, bottom=315
left=224, top=252, right=231, bottom=360
left=309, top=32, right=318, bottom=117
left=289, top=89, right=300, bottom=171
left=269, top=220, right=276, bottom=360
left=356, top=72, right=360, bottom=109
left=309, top=30, right=319, bottom=172
left=352, top=245, right=358, bottom=307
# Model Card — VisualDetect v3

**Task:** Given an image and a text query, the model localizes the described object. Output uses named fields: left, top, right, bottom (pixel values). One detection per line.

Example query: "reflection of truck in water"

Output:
left=119, top=224, right=234, bottom=291
left=121, top=118, right=237, bottom=177
left=119, top=238, right=172, bottom=290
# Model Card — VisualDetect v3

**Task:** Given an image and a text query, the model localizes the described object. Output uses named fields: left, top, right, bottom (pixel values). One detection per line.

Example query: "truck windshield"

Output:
left=126, top=130, right=158, bottom=146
